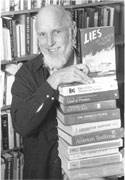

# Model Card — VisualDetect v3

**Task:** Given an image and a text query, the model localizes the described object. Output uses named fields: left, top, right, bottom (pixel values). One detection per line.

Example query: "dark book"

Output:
left=57, top=108, right=120, bottom=125
left=58, top=128, right=124, bottom=146
left=58, top=89, right=119, bottom=105
left=1, top=113, right=9, bottom=150
left=59, top=99, right=117, bottom=114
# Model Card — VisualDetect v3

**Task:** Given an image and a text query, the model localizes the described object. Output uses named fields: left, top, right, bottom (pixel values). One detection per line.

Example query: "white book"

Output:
left=59, top=141, right=120, bottom=160
left=60, top=152, right=122, bottom=169
left=7, top=112, right=14, bottom=149
left=3, top=28, right=12, bottom=61
left=58, top=119, right=121, bottom=136
left=58, top=80, right=118, bottom=96
left=59, top=137, right=123, bottom=155
left=0, top=71, right=5, bottom=107
left=5, top=74, right=15, bottom=105
left=0, top=18, right=4, bottom=60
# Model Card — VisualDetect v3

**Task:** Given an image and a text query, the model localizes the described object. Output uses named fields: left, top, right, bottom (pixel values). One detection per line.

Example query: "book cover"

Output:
left=58, top=80, right=118, bottom=96
left=62, top=161, right=124, bottom=180
left=58, top=128, right=124, bottom=146
left=57, top=108, right=120, bottom=126
left=59, top=152, right=122, bottom=169
left=57, top=119, right=121, bottom=136
left=9, top=151, right=19, bottom=180
left=59, top=99, right=117, bottom=114
left=58, top=89, right=119, bottom=105
left=1, top=113, right=9, bottom=150
left=79, top=26, right=116, bottom=79
left=59, top=137, right=123, bottom=155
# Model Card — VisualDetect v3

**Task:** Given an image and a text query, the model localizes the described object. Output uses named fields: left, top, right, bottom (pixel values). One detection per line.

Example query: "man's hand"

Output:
left=47, top=63, right=94, bottom=90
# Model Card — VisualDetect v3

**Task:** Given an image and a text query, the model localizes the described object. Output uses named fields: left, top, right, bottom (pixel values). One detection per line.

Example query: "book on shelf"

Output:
left=58, top=80, right=118, bottom=96
left=59, top=152, right=122, bottom=169
left=58, top=89, right=119, bottom=105
left=59, top=143, right=120, bottom=161
left=2, top=153, right=13, bottom=179
left=1, top=157, right=6, bottom=180
left=79, top=26, right=116, bottom=77
left=57, top=118, right=121, bottom=136
left=58, top=137, right=123, bottom=155
left=1, top=112, right=15, bottom=150
left=59, top=99, right=117, bottom=114
left=57, top=108, right=121, bottom=126
left=9, top=151, right=19, bottom=180
left=0, top=70, right=5, bottom=107
left=62, top=161, right=124, bottom=180
left=58, top=128, right=124, bottom=146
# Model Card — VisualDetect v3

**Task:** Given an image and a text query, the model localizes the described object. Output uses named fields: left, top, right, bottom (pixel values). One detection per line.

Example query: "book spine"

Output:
left=57, top=108, right=120, bottom=125
left=61, top=152, right=122, bottom=169
left=73, top=128, right=123, bottom=146
left=60, top=99, right=116, bottom=114
left=63, top=147, right=119, bottom=160
left=59, top=80, right=118, bottom=96
left=1, top=114, right=9, bottom=150
left=66, top=138, right=123, bottom=154
left=73, top=119, right=121, bottom=135
left=58, top=89, right=119, bottom=105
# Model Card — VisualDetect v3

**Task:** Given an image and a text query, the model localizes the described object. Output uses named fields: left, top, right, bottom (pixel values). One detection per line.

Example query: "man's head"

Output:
left=35, top=5, right=77, bottom=70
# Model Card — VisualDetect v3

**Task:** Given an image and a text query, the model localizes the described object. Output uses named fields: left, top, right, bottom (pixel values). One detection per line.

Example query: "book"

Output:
left=59, top=99, right=117, bottom=114
left=79, top=26, right=116, bottom=78
left=62, top=161, right=124, bottom=180
left=59, top=152, right=122, bottom=169
left=57, top=119, right=121, bottom=136
left=2, top=153, right=13, bottom=180
left=1, top=112, right=15, bottom=150
left=57, top=108, right=120, bottom=126
left=1, top=157, right=6, bottom=180
left=58, top=89, right=119, bottom=105
left=58, top=80, right=118, bottom=96
left=9, top=151, right=19, bottom=180
left=59, top=143, right=120, bottom=160
left=59, top=137, right=123, bottom=155
left=58, top=128, right=124, bottom=146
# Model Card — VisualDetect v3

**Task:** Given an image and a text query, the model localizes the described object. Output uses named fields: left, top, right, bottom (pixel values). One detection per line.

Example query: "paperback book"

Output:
left=58, top=128, right=124, bottom=146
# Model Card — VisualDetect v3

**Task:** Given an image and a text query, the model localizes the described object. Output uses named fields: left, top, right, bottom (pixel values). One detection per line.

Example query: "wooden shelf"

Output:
left=1, top=0, right=124, bottom=16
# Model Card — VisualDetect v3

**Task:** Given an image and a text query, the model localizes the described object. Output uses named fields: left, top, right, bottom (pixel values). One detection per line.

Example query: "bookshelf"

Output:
left=1, top=1, right=124, bottom=180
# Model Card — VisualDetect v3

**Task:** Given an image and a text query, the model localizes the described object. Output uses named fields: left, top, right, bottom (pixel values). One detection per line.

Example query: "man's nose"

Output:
left=47, top=35, right=55, bottom=46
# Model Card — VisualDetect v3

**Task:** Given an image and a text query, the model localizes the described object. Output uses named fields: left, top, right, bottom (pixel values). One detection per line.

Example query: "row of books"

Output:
left=1, top=110, right=23, bottom=151
left=57, top=26, right=124, bottom=179
left=1, top=150, right=24, bottom=180
left=1, top=0, right=102, bottom=12
left=1, top=4, right=116, bottom=62
left=0, top=14, right=39, bottom=61
left=1, top=63, right=22, bottom=107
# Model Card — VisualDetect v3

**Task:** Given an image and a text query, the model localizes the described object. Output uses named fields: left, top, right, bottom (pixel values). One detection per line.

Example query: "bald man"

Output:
left=11, top=5, right=93, bottom=179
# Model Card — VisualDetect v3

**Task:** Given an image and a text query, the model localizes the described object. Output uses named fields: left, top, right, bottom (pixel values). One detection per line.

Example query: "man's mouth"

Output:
left=48, top=47, right=60, bottom=52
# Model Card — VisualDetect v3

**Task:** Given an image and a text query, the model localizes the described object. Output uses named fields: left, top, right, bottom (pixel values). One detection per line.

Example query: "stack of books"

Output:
left=57, top=26, right=124, bottom=180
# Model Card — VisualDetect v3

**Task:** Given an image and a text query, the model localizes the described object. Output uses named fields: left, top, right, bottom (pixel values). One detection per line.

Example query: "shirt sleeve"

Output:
left=10, top=64, right=59, bottom=138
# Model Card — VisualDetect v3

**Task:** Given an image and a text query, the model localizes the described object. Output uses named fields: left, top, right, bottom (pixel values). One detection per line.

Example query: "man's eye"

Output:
left=54, top=30, right=61, bottom=34
left=40, top=33, right=46, bottom=37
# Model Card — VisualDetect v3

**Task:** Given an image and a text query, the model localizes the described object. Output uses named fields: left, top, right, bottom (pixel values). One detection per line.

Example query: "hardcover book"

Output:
left=58, top=137, right=123, bottom=155
left=62, top=161, right=124, bottom=180
left=58, top=80, right=118, bottom=96
left=59, top=143, right=119, bottom=161
left=59, top=152, right=122, bottom=169
left=79, top=26, right=116, bottom=79
left=59, top=99, right=117, bottom=114
left=58, top=89, right=119, bottom=105
left=57, top=108, right=120, bottom=125
left=57, top=119, right=121, bottom=136
left=58, top=128, right=124, bottom=146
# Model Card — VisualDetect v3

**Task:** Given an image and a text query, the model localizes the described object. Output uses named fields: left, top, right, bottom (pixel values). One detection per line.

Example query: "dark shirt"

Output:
left=11, top=53, right=62, bottom=179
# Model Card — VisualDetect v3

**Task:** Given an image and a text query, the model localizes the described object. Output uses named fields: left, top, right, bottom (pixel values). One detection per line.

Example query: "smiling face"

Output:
left=36, top=5, right=76, bottom=70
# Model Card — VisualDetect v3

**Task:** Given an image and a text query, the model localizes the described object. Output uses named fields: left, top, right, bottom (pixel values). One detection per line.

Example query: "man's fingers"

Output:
left=75, top=63, right=90, bottom=74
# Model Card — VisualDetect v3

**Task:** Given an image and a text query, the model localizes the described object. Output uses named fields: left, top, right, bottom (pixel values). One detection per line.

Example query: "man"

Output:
left=11, top=4, right=96, bottom=180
